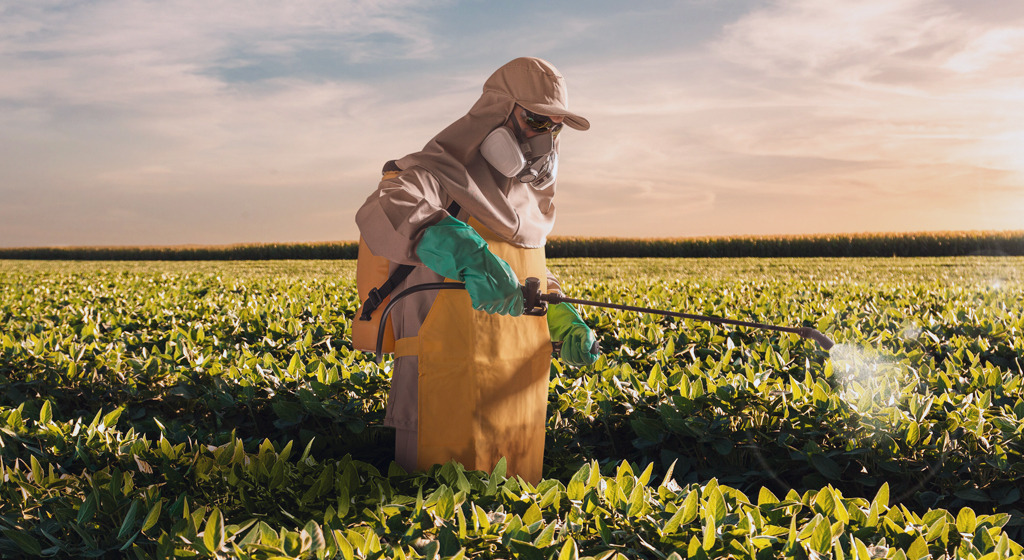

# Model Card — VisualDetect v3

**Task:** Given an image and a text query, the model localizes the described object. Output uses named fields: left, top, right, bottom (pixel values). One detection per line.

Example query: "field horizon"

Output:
left=1, top=229, right=1022, bottom=261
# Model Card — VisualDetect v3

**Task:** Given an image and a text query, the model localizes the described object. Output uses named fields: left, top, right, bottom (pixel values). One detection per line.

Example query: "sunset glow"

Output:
left=2, top=0, right=1022, bottom=246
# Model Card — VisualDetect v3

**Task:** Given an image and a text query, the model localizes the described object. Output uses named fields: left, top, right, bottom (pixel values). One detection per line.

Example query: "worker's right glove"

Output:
left=547, top=302, right=599, bottom=367
left=416, top=216, right=524, bottom=316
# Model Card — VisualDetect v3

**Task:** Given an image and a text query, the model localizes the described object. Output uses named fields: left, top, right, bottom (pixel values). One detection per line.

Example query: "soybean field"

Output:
left=1, top=258, right=1023, bottom=560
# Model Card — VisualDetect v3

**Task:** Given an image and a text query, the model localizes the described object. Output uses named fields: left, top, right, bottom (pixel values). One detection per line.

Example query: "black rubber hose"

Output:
left=375, top=282, right=465, bottom=363
left=374, top=282, right=601, bottom=364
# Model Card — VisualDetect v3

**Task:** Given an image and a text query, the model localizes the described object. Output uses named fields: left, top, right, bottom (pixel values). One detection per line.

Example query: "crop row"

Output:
left=1, top=258, right=1023, bottom=558
left=2, top=404, right=1019, bottom=559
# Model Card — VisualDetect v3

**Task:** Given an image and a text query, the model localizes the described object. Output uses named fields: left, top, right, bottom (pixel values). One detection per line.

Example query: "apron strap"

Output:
left=394, top=336, right=419, bottom=358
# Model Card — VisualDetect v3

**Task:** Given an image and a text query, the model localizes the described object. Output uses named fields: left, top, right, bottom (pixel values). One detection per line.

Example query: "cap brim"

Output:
left=520, top=102, right=590, bottom=131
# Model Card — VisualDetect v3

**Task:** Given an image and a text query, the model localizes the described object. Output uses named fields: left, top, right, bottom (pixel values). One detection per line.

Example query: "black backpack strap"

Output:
left=445, top=199, right=462, bottom=221
left=359, top=196, right=463, bottom=321
left=359, top=265, right=415, bottom=321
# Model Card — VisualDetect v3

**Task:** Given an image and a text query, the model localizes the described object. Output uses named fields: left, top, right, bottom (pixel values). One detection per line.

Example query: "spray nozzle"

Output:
left=794, top=327, right=835, bottom=350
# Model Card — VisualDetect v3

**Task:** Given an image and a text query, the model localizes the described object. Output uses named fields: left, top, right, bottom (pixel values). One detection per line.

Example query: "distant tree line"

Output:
left=1, top=231, right=1022, bottom=260
left=0, top=242, right=359, bottom=261
left=543, top=230, right=1024, bottom=258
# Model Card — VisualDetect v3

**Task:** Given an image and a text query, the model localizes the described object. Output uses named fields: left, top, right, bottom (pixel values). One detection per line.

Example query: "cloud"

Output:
left=708, top=0, right=1024, bottom=167
left=0, top=0, right=452, bottom=109
left=943, top=27, right=1024, bottom=74
left=1, top=0, right=1023, bottom=245
left=548, top=0, right=1024, bottom=236
left=0, top=0, right=482, bottom=247
left=715, top=0, right=959, bottom=78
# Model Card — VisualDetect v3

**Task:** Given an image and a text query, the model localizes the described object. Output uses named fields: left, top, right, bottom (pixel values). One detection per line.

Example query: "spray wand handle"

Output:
left=376, top=278, right=833, bottom=362
left=528, top=280, right=833, bottom=350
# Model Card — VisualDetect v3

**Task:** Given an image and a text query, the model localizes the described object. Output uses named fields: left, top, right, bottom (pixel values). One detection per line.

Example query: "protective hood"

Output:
left=397, top=57, right=589, bottom=249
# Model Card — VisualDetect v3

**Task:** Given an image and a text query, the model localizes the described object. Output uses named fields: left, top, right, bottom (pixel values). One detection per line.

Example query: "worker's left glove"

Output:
left=416, top=216, right=524, bottom=316
left=547, top=302, right=599, bottom=367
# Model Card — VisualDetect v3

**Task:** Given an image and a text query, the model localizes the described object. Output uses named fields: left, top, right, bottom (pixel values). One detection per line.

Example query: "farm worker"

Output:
left=355, top=57, right=599, bottom=483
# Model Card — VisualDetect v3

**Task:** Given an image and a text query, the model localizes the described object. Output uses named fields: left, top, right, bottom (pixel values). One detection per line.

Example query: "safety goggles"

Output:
left=521, top=109, right=563, bottom=138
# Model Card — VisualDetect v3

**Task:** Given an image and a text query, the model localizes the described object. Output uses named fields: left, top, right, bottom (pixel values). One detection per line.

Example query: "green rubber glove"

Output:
left=547, top=302, right=599, bottom=366
left=416, top=216, right=524, bottom=316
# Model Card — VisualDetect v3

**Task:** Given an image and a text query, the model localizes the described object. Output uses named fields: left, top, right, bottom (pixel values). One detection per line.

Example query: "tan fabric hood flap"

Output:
left=397, top=57, right=588, bottom=249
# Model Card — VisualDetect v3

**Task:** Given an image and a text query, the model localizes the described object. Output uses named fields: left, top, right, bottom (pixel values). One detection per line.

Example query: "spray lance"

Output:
left=373, top=278, right=833, bottom=363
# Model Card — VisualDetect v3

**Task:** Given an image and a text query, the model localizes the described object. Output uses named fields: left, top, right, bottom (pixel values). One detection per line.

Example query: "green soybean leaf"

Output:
left=304, top=520, right=325, bottom=551
left=118, top=499, right=142, bottom=540
left=954, top=489, right=991, bottom=503
left=872, top=482, right=890, bottom=510
left=758, top=487, right=779, bottom=506
left=661, top=459, right=678, bottom=489
left=558, top=537, right=579, bottom=560
left=906, top=536, right=929, bottom=560
left=925, top=517, right=946, bottom=542
left=957, top=507, right=976, bottom=533
left=688, top=536, right=702, bottom=558
left=637, top=461, right=654, bottom=487
left=627, top=484, right=645, bottom=518
left=906, top=421, right=920, bottom=446
left=523, top=503, right=542, bottom=526
left=119, top=531, right=141, bottom=552
left=567, top=464, right=590, bottom=501
left=787, top=513, right=798, bottom=547
left=814, top=487, right=836, bottom=516
left=702, top=517, right=716, bottom=551
left=299, top=437, right=316, bottom=463
left=435, top=485, right=455, bottom=520
left=279, top=440, right=294, bottom=462
left=30, top=455, right=43, bottom=486
left=663, top=505, right=688, bottom=534
left=491, top=457, right=507, bottom=481
left=102, top=407, right=124, bottom=430
left=39, top=401, right=52, bottom=424
left=596, top=515, right=612, bottom=544
left=142, top=501, right=161, bottom=533
left=332, top=530, right=354, bottom=560
left=3, top=529, right=42, bottom=556
left=707, top=486, right=727, bottom=525
left=811, top=454, right=840, bottom=480
left=533, top=522, right=556, bottom=548
left=239, top=522, right=261, bottom=546
left=854, top=537, right=871, bottom=560
left=204, top=507, right=224, bottom=553
left=282, top=530, right=303, bottom=556
left=587, top=460, right=601, bottom=490
left=810, top=519, right=832, bottom=554
left=680, top=490, right=700, bottom=525
left=78, top=492, right=98, bottom=525
left=712, top=439, right=733, bottom=455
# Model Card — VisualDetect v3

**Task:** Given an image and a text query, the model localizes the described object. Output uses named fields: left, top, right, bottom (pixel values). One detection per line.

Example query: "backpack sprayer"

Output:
left=372, top=277, right=834, bottom=363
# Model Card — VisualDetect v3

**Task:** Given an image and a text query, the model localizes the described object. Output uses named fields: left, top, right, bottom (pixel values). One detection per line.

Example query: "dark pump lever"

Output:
left=521, top=276, right=548, bottom=316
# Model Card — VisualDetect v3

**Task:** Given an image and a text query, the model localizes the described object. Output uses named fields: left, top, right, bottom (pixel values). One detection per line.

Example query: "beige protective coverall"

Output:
left=355, top=57, right=589, bottom=483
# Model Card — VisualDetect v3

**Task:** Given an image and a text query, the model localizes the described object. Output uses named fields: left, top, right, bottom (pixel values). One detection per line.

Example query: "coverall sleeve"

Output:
left=546, top=267, right=563, bottom=296
left=355, top=167, right=452, bottom=266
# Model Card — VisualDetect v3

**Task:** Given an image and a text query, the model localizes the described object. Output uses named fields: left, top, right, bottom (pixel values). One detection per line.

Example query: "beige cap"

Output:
left=483, top=57, right=590, bottom=131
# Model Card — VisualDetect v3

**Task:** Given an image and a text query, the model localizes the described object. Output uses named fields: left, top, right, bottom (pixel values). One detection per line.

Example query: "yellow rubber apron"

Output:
left=394, top=217, right=551, bottom=484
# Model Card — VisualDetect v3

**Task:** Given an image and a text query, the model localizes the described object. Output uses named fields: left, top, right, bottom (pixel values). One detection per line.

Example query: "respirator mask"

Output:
left=480, top=108, right=561, bottom=190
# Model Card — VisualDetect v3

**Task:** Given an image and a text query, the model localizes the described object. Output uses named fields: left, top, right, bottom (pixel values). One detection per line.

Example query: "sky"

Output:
left=2, top=0, right=1023, bottom=247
